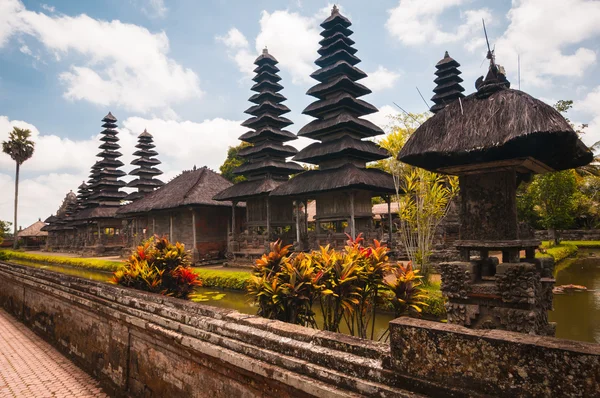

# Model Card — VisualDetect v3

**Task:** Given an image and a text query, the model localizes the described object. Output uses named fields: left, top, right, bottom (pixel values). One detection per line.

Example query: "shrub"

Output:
left=194, top=269, right=250, bottom=290
left=1, top=250, right=121, bottom=271
left=111, top=236, right=201, bottom=299
left=383, top=261, right=428, bottom=317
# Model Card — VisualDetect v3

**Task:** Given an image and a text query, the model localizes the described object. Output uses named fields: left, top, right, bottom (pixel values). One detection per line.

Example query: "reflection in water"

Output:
left=549, top=248, right=600, bottom=343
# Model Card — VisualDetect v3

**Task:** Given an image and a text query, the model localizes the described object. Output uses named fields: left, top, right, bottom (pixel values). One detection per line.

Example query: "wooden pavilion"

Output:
left=213, top=49, right=303, bottom=256
left=118, top=167, right=245, bottom=262
left=18, top=219, right=48, bottom=250
left=270, top=6, right=395, bottom=249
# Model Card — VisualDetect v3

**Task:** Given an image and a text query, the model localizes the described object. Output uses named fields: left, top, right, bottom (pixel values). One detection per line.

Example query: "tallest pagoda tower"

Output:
left=271, top=6, right=395, bottom=245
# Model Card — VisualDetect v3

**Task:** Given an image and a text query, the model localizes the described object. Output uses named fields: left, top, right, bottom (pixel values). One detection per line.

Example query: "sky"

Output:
left=1, top=0, right=600, bottom=228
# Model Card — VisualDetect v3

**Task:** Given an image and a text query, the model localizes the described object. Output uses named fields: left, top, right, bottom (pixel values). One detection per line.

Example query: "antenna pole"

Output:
left=482, top=19, right=495, bottom=67
left=416, top=87, right=430, bottom=111
left=393, top=102, right=422, bottom=126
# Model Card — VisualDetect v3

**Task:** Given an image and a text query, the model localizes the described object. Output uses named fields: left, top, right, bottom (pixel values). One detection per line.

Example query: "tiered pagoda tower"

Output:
left=125, top=129, right=164, bottom=201
left=271, top=6, right=395, bottom=244
left=214, top=49, right=303, bottom=250
left=76, top=181, right=91, bottom=211
left=430, top=52, right=465, bottom=114
left=88, top=112, right=127, bottom=206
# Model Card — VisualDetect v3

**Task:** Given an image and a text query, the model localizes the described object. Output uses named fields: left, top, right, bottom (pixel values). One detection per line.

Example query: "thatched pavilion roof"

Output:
left=18, top=220, right=48, bottom=237
left=398, top=88, right=592, bottom=173
left=119, top=167, right=238, bottom=215
left=270, top=163, right=395, bottom=197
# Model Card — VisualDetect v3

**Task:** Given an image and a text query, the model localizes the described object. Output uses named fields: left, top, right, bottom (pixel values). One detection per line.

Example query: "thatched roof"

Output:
left=270, top=164, right=395, bottom=197
left=398, top=88, right=593, bottom=173
left=213, top=178, right=283, bottom=201
left=72, top=206, right=119, bottom=220
left=118, top=167, right=236, bottom=215
left=18, top=220, right=48, bottom=237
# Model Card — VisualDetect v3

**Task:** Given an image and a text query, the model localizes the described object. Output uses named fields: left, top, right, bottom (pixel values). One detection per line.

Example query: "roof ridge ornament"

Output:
left=332, top=4, right=339, bottom=15
left=262, top=46, right=268, bottom=55
left=476, top=19, right=510, bottom=97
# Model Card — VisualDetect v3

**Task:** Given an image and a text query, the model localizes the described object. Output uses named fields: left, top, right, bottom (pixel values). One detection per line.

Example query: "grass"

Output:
left=420, top=281, right=446, bottom=319
left=0, top=250, right=123, bottom=272
left=193, top=268, right=251, bottom=290
left=555, top=240, right=600, bottom=248
left=537, top=242, right=578, bottom=263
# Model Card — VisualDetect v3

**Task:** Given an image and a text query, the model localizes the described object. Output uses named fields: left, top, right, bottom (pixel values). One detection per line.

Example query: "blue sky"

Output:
left=1, top=0, right=600, bottom=227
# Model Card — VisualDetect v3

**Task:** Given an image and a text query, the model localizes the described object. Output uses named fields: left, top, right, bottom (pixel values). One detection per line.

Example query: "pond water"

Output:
left=549, top=248, right=600, bottom=343
left=8, top=251, right=600, bottom=343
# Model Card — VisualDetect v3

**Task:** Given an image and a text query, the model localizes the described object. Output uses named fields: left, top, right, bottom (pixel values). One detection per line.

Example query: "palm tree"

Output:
left=2, top=127, right=35, bottom=248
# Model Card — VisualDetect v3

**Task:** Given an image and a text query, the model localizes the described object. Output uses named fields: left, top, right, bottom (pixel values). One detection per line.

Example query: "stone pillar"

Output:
left=169, top=214, right=174, bottom=241
left=295, top=200, right=301, bottom=250
left=386, top=196, right=393, bottom=247
left=266, top=197, right=271, bottom=247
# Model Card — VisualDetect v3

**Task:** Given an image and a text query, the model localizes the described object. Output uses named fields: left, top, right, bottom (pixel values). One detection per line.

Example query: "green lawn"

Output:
left=0, top=250, right=123, bottom=271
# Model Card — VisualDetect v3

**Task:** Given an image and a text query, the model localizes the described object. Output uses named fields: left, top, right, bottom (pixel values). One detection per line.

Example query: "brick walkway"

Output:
left=0, top=308, right=108, bottom=397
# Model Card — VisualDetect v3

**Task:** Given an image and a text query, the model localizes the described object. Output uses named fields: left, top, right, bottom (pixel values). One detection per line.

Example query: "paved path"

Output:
left=0, top=308, right=109, bottom=398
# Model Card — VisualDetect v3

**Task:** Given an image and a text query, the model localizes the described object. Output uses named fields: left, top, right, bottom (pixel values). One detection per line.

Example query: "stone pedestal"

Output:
left=440, top=259, right=556, bottom=335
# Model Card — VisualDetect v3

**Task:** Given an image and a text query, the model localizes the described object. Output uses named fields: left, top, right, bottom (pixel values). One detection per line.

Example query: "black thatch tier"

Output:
left=90, top=189, right=127, bottom=198
left=124, top=191, right=146, bottom=202
left=303, top=92, right=378, bottom=118
left=252, top=71, right=281, bottom=83
left=103, top=112, right=117, bottom=123
left=96, top=168, right=126, bottom=178
left=270, top=164, right=395, bottom=196
left=95, top=150, right=123, bottom=159
left=99, top=142, right=120, bottom=150
left=238, top=142, right=298, bottom=158
left=129, top=167, right=163, bottom=176
left=127, top=178, right=164, bottom=188
left=248, top=91, right=286, bottom=104
left=321, top=23, right=353, bottom=38
left=430, top=52, right=465, bottom=114
left=399, top=88, right=593, bottom=172
left=238, top=127, right=297, bottom=143
left=310, top=60, right=367, bottom=83
left=72, top=206, right=119, bottom=220
left=253, top=62, right=279, bottom=74
left=321, top=5, right=351, bottom=29
left=298, top=113, right=383, bottom=140
left=241, top=114, right=293, bottom=130
left=244, top=101, right=290, bottom=117
left=43, top=215, right=58, bottom=224
left=318, top=37, right=357, bottom=55
left=251, top=80, right=283, bottom=93
left=319, top=31, right=355, bottom=47
left=315, top=49, right=360, bottom=67
left=132, top=155, right=160, bottom=164
left=307, top=75, right=371, bottom=99
left=233, top=159, right=304, bottom=176
left=213, top=178, right=285, bottom=201
left=118, top=167, right=238, bottom=215
left=100, top=134, right=119, bottom=143
left=294, top=136, right=389, bottom=163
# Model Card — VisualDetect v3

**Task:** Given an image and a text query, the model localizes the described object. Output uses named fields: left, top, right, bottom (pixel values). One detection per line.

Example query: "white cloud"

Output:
left=364, top=66, right=402, bottom=92
left=40, top=4, right=55, bottom=13
left=218, top=9, right=323, bottom=85
left=495, top=0, right=600, bottom=87
left=576, top=86, right=600, bottom=145
left=386, top=0, right=491, bottom=50
left=0, top=0, right=201, bottom=114
left=142, top=0, right=168, bottom=18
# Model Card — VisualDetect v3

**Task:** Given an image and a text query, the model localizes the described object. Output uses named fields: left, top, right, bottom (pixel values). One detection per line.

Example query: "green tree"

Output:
left=219, top=142, right=251, bottom=183
left=0, top=220, right=12, bottom=245
left=530, top=170, right=577, bottom=244
left=2, top=127, right=35, bottom=249
left=378, top=111, right=459, bottom=283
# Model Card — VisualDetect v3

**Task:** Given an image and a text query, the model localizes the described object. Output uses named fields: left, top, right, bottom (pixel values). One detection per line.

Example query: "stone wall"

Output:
left=389, top=317, right=600, bottom=397
left=1, top=261, right=598, bottom=397
left=536, top=229, right=600, bottom=241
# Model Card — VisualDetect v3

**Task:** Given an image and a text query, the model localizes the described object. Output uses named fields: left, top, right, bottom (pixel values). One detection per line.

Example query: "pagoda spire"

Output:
left=291, top=5, right=389, bottom=168
left=88, top=112, right=127, bottom=206
left=430, top=51, right=465, bottom=113
left=125, top=129, right=164, bottom=201
left=76, top=181, right=91, bottom=211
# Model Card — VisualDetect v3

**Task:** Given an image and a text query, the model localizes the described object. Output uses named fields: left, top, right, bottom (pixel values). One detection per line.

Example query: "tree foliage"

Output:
left=0, top=220, right=12, bottom=245
left=219, top=142, right=251, bottom=183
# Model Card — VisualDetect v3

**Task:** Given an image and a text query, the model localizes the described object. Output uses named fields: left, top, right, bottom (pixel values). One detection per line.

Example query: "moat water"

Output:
left=9, top=249, right=600, bottom=343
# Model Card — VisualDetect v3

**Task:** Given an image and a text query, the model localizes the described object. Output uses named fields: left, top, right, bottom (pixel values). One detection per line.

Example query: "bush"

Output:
left=0, top=251, right=10, bottom=261
left=248, top=238, right=431, bottom=338
left=111, top=236, right=201, bottom=299
left=538, top=242, right=578, bottom=263
left=1, top=250, right=122, bottom=271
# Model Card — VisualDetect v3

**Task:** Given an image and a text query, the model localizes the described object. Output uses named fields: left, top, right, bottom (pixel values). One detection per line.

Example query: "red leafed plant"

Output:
left=111, top=235, right=202, bottom=299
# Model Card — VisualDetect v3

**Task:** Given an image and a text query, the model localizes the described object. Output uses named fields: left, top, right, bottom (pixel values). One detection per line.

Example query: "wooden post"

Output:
left=304, top=200, right=309, bottom=236
left=97, top=224, right=101, bottom=245
left=152, top=217, right=155, bottom=234
left=387, top=196, right=393, bottom=246
left=231, top=201, right=237, bottom=238
left=169, top=214, right=174, bottom=240
left=266, top=197, right=271, bottom=242
left=350, top=191, right=355, bottom=240
left=295, top=200, right=301, bottom=246
left=192, top=210, right=197, bottom=250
